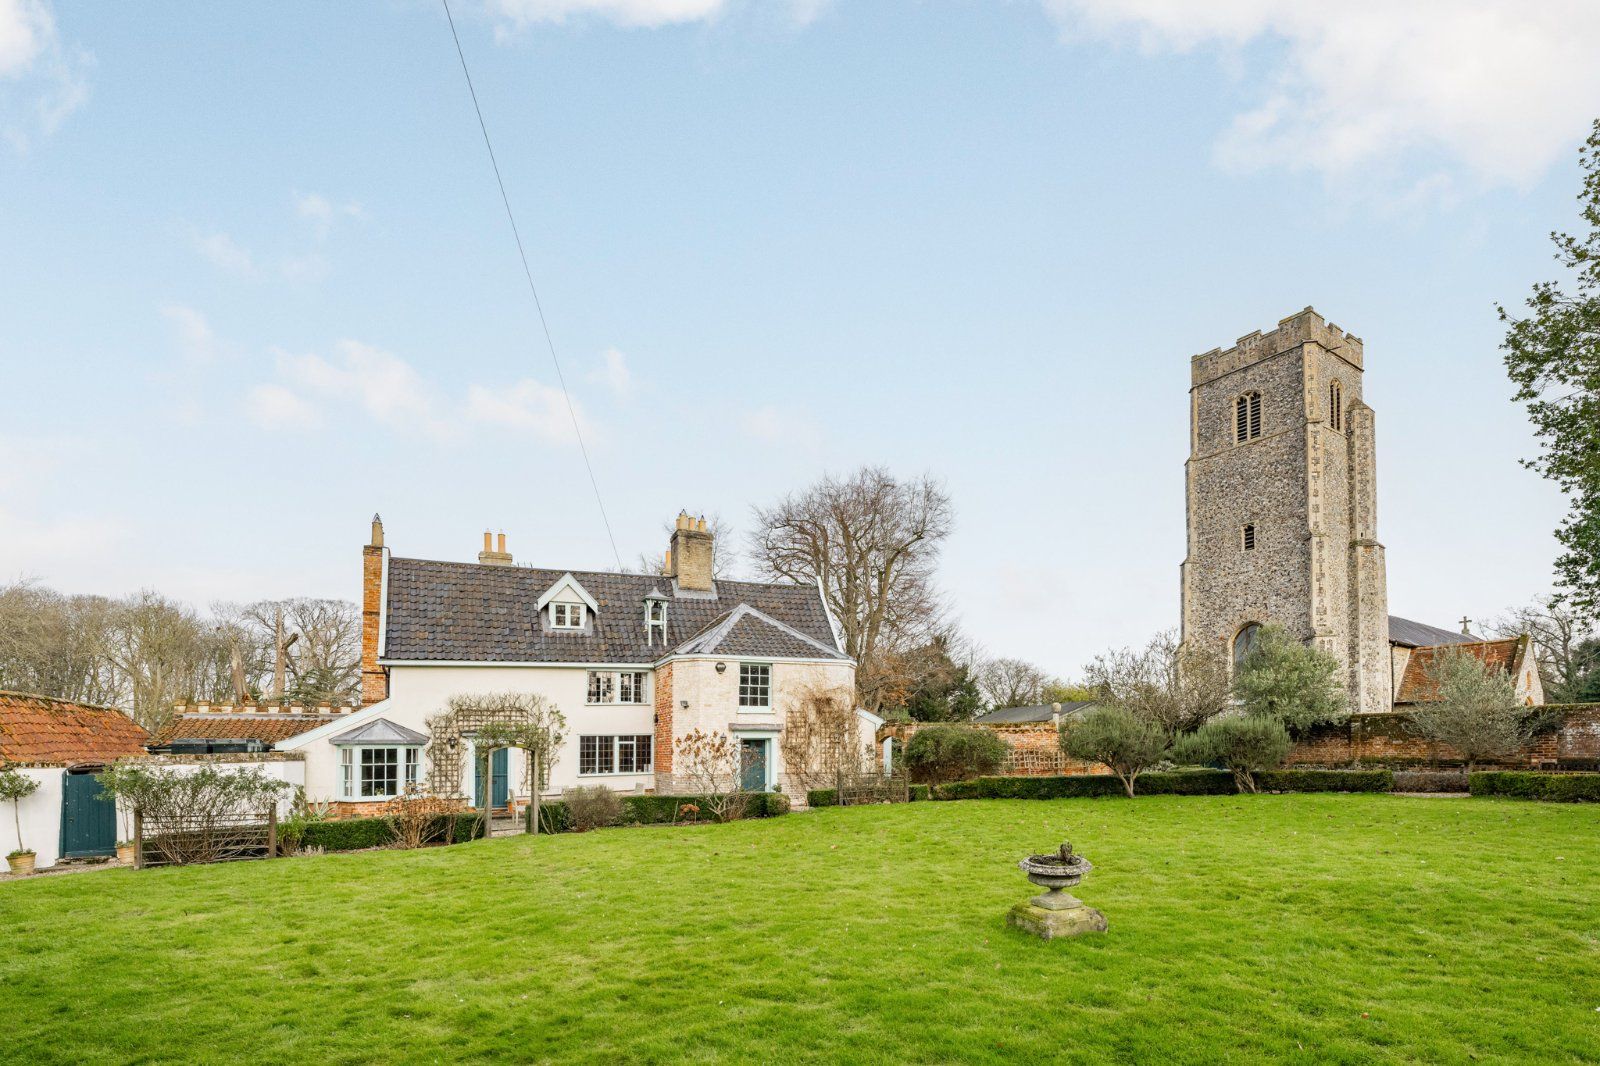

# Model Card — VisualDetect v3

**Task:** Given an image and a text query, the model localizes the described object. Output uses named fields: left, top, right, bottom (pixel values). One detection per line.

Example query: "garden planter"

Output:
left=117, top=843, right=136, bottom=865
left=1007, top=842, right=1106, bottom=939
left=7, top=851, right=37, bottom=876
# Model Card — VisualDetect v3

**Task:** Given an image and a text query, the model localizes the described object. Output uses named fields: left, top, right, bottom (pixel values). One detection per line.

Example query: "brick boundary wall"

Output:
left=879, top=721, right=1104, bottom=777
left=1287, top=704, right=1600, bottom=768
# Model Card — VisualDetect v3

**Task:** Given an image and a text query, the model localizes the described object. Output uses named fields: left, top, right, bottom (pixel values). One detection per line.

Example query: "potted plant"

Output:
left=116, top=840, right=136, bottom=865
left=1, top=767, right=42, bottom=875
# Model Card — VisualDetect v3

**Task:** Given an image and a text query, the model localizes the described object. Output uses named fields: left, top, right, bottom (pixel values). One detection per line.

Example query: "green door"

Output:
left=740, top=739, right=768, bottom=792
left=474, top=747, right=510, bottom=809
left=60, top=771, right=116, bottom=858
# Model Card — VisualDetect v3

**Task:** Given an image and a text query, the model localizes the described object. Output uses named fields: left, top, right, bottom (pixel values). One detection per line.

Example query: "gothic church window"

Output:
left=1234, top=392, right=1262, bottom=443
left=1329, top=380, right=1344, bottom=432
left=1232, top=622, right=1261, bottom=671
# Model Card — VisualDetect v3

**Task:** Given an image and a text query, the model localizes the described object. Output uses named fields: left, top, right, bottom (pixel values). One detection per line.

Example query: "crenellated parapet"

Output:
left=1192, top=306, right=1364, bottom=386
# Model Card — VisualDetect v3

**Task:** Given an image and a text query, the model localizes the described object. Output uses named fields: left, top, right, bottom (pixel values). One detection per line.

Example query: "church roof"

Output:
left=1388, top=615, right=1481, bottom=648
left=975, top=702, right=1097, bottom=725
left=1394, top=638, right=1523, bottom=704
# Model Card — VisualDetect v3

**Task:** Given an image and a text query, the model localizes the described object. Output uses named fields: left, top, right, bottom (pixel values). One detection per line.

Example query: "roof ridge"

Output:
left=387, top=555, right=811, bottom=592
left=0, top=690, right=126, bottom=715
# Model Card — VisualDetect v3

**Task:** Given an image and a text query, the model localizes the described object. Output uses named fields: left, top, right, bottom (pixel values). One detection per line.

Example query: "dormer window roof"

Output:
left=536, top=573, right=600, bottom=614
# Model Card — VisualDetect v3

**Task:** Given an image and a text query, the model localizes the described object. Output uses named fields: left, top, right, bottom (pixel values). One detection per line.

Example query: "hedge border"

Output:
left=1256, top=769, right=1393, bottom=793
left=299, top=811, right=486, bottom=853
left=1469, top=771, right=1600, bottom=803
left=806, top=784, right=930, bottom=807
left=527, top=792, right=792, bottom=832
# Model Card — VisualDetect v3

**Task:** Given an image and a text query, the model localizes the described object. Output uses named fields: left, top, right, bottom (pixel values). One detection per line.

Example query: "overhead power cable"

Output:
left=440, top=0, right=624, bottom=570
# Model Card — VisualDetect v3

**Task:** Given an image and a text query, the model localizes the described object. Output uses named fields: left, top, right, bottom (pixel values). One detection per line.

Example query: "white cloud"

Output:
left=250, top=341, right=592, bottom=445
left=293, top=191, right=364, bottom=239
left=738, top=404, right=820, bottom=449
left=1043, top=0, right=1600, bottom=187
left=588, top=347, right=632, bottom=398
left=0, top=0, right=90, bottom=149
left=160, top=304, right=221, bottom=364
left=490, top=0, right=728, bottom=29
left=193, top=230, right=255, bottom=274
left=465, top=378, right=589, bottom=444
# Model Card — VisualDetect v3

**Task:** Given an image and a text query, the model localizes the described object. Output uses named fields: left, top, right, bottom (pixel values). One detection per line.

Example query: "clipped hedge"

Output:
left=525, top=792, right=791, bottom=832
left=1255, top=769, right=1393, bottom=793
left=1393, top=770, right=1469, bottom=794
left=300, top=811, right=486, bottom=853
left=1469, top=771, right=1600, bottom=803
left=805, top=784, right=929, bottom=807
left=930, top=771, right=1235, bottom=800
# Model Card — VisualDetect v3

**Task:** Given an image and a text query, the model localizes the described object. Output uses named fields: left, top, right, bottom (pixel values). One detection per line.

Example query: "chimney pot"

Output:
left=483, top=530, right=493, bottom=552
left=497, top=532, right=506, bottom=553
left=370, top=514, right=384, bottom=548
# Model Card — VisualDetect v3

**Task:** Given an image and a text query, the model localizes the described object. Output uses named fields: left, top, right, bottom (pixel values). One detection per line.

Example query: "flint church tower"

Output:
left=1181, top=308, right=1390, bottom=715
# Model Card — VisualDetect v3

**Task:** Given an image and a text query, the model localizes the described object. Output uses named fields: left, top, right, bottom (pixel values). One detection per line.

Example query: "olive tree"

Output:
left=1174, top=716, right=1292, bottom=793
left=1409, top=647, right=1531, bottom=772
left=1233, top=625, right=1346, bottom=733
left=0, top=768, right=41, bottom=858
left=1060, top=707, right=1168, bottom=798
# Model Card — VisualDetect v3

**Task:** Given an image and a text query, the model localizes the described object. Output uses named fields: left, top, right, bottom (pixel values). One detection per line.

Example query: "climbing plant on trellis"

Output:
left=424, top=693, right=567, bottom=834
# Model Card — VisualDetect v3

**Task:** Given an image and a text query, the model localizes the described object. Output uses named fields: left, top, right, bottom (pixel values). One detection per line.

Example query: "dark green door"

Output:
left=474, top=747, right=510, bottom=809
left=60, top=772, right=116, bottom=858
left=740, top=739, right=768, bottom=792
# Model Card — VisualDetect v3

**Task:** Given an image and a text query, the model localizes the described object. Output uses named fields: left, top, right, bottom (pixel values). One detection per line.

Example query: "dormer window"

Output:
left=552, top=603, right=585, bottom=630
left=645, top=598, right=667, bottom=646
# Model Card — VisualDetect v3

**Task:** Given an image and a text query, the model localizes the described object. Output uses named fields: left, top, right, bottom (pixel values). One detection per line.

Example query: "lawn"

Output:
left=2, top=796, right=1597, bottom=1064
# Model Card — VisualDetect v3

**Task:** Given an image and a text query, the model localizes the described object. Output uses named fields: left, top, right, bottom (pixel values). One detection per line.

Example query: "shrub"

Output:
left=1393, top=770, right=1469, bottom=794
left=0, top=767, right=41, bottom=856
left=1469, top=771, right=1600, bottom=802
left=527, top=793, right=790, bottom=831
left=299, top=812, right=485, bottom=853
left=1174, top=716, right=1292, bottom=792
left=1254, top=769, right=1393, bottom=793
left=564, top=786, right=624, bottom=831
left=1061, top=707, right=1169, bottom=797
left=903, top=726, right=1007, bottom=785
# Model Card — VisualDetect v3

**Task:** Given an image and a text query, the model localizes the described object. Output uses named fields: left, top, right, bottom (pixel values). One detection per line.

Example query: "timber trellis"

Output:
left=133, top=804, right=278, bottom=868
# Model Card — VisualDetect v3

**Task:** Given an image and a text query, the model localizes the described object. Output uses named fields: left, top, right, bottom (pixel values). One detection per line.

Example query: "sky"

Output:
left=3, top=0, right=1598, bottom=680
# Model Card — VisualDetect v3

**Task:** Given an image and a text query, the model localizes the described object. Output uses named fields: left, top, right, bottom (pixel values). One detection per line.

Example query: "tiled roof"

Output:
left=1389, top=615, right=1481, bottom=648
left=975, top=702, right=1097, bottom=725
left=675, top=605, right=848, bottom=660
left=1395, top=639, right=1521, bottom=704
left=150, top=711, right=348, bottom=748
left=0, top=691, right=149, bottom=766
left=382, top=558, right=843, bottom=663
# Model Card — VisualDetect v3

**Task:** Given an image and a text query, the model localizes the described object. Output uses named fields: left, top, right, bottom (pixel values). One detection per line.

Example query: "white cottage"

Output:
left=277, top=514, right=870, bottom=815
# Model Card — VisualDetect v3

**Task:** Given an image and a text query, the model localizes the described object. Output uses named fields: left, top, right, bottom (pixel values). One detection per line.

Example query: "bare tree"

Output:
left=672, top=729, right=751, bottom=822
left=1410, top=647, right=1533, bottom=772
left=779, top=682, right=867, bottom=794
left=1489, top=597, right=1598, bottom=702
left=0, top=582, right=121, bottom=707
left=1084, top=629, right=1232, bottom=738
left=102, top=591, right=236, bottom=733
left=975, top=657, right=1054, bottom=710
left=222, top=598, right=361, bottom=705
left=750, top=466, right=953, bottom=713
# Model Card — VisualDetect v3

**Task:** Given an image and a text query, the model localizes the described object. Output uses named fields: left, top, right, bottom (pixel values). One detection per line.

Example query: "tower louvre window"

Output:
left=1242, top=524, right=1256, bottom=551
left=1329, top=380, right=1344, bottom=432
left=1235, top=392, right=1262, bottom=443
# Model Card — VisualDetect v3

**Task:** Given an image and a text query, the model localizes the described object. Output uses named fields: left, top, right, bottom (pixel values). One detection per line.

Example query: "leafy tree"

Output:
left=0, top=767, right=41, bottom=857
left=1040, top=681, right=1098, bottom=705
left=884, top=637, right=984, bottom=722
left=1083, top=629, right=1232, bottom=738
left=1409, top=647, right=1532, bottom=772
left=902, top=725, right=1006, bottom=785
left=1174, top=717, right=1292, bottom=794
left=1499, top=119, right=1600, bottom=622
left=1233, top=625, right=1346, bottom=733
left=1059, top=707, right=1168, bottom=798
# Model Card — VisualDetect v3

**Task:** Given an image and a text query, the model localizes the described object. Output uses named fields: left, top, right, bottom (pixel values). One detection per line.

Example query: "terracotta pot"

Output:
left=116, top=843, right=135, bottom=865
left=7, top=852, right=37, bottom=876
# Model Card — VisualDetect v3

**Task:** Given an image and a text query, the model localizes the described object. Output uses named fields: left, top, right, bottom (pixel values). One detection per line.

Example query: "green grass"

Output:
left=3, top=796, right=1598, bottom=1064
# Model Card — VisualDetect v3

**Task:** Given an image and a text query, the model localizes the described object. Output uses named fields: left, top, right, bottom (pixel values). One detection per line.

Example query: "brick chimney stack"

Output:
left=478, top=529, right=513, bottom=566
left=360, top=514, right=389, bottom=706
left=668, top=512, right=714, bottom=591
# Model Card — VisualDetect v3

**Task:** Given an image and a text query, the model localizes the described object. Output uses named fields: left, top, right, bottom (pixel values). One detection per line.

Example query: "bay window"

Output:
left=339, top=745, right=421, bottom=800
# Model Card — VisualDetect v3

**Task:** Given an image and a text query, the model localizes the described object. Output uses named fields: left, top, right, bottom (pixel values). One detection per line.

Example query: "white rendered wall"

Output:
left=2, top=768, right=64, bottom=869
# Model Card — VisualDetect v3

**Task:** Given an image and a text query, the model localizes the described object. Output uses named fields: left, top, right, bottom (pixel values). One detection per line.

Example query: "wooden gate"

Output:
left=60, top=770, right=117, bottom=858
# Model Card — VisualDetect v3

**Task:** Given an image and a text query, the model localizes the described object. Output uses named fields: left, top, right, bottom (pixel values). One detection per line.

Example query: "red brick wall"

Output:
left=653, top=661, right=674, bottom=775
left=1287, top=705, right=1600, bottom=768
left=360, top=543, right=388, bottom=706
left=880, top=721, right=1104, bottom=777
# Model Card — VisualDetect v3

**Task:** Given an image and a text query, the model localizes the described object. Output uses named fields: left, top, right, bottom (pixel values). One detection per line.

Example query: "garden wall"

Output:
left=879, top=722, right=1104, bottom=777
left=1286, top=705, right=1600, bottom=769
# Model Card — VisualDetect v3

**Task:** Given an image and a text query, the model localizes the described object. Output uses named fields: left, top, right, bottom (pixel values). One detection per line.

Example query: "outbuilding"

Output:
left=0, top=691, right=149, bottom=869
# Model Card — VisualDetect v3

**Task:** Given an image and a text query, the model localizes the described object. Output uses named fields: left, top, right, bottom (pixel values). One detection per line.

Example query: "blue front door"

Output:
left=60, top=771, right=116, bottom=858
left=739, top=739, right=768, bottom=792
left=474, top=747, right=510, bottom=809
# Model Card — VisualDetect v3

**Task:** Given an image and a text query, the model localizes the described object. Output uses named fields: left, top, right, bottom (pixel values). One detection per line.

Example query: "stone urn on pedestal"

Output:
left=1007, top=842, right=1107, bottom=940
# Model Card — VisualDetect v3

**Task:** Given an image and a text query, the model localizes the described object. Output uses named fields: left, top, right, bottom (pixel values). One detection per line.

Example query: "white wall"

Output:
left=2, top=768, right=64, bottom=869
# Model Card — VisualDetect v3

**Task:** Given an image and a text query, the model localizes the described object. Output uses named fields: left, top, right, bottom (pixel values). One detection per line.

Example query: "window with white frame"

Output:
left=551, top=602, right=586, bottom=629
left=578, top=734, right=653, bottom=775
left=339, top=745, right=421, bottom=800
left=738, top=662, right=771, bottom=708
left=587, top=670, right=648, bottom=705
